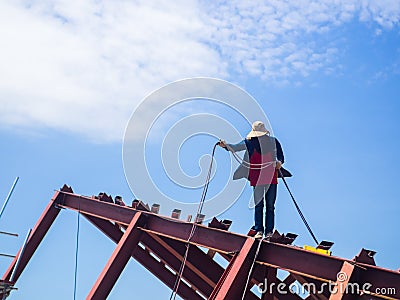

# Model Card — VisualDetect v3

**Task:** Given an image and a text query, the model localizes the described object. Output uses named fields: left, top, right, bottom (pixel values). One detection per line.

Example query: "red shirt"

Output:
left=248, top=150, right=278, bottom=186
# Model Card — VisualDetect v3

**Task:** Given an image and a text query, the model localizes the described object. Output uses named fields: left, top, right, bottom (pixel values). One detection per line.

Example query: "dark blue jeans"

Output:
left=253, top=184, right=277, bottom=234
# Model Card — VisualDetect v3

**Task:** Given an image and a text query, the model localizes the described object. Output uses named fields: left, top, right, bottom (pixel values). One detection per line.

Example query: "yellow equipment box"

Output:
left=303, top=245, right=331, bottom=256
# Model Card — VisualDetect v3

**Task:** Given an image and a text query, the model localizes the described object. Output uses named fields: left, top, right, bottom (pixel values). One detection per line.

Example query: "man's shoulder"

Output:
left=260, top=135, right=278, bottom=141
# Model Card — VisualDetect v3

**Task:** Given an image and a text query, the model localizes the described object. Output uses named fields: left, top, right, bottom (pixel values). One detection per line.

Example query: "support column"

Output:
left=87, top=212, right=146, bottom=300
left=261, top=266, right=277, bottom=300
left=329, top=261, right=355, bottom=300
left=2, top=193, right=62, bottom=282
left=84, top=214, right=202, bottom=300
left=210, top=237, right=259, bottom=300
left=141, top=234, right=215, bottom=296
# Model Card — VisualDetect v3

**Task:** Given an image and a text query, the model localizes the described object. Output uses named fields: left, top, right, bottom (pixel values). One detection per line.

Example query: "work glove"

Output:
left=218, top=140, right=227, bottom=149
left=275, top=160, right=282, bottom=169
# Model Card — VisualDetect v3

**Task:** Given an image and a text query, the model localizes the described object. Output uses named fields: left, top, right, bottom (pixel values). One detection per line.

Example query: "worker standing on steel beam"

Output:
left=218, top=121, right=285, bottom=239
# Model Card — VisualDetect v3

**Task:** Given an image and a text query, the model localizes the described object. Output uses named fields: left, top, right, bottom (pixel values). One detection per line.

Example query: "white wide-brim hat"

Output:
left=246, top=121, right=270, bottom=139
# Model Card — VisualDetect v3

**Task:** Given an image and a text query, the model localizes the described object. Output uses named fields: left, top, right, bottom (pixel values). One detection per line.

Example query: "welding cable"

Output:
left=278, top=169, right=319, bottom=245
left=169, top=142, right=219, bottom=300
left=224, top=143, right=275, bottom=170
left=241, top=237, right=263, bottom=300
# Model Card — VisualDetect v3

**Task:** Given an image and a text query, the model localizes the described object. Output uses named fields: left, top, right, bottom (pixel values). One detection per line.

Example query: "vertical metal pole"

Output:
left=10, top=228, right=31, bottom=282
left=0, top=177, right=19, bottom=219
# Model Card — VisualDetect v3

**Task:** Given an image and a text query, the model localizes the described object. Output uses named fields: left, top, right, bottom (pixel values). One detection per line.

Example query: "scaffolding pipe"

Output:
left=0, top=254, right=16, bottom=259
left=10, top=228, right=31, bottom=282
left=0, top=177, right=19, bottom=220
left=0, top=231, right=18, bottom=237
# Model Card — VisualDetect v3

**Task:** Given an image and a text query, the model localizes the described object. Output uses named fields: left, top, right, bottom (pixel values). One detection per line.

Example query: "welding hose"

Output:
left=278, top=169, right=319, bottom=245
left=222, top=141, right=275, bottom=170
left=170, top=141, right=219, bottom=300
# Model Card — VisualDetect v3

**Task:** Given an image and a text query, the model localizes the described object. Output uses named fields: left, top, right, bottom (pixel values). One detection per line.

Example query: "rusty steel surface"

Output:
left=2, top=186, right=400, bottom=300
left=2, top=193, right=61, bottom=282
left=209, top=238, right=259, bottom=300
left=87, top=212, right=146, bottom=299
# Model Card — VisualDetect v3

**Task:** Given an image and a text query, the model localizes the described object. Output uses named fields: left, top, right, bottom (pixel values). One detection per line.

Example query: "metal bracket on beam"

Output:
left=207, top=218, right=233, bottom=258
left=195, top=214, right=205, bottom=224
left=151, top=204, right=160, bottom=214
left=60, top=184, right=73, bottom=193
left=208, top=218, right=232, bottom=231
left=54, top=185, right=74, bottom=209
left=98, top=192, right=113, bottom=203
left=353, top=248, right=376, bottom=266
left=268, top=230, right=298, bottom=245
left=114, top=196, right=125, bottom=206
left=171, top=209, right=181, bottom=219
left=131, top=199, right=150, bottom=211
left=317, top=240, right=334, bottom=251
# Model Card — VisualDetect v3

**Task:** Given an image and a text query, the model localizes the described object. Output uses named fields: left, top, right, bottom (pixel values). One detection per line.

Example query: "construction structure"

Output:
left=1, top=185, right=400, bottom=299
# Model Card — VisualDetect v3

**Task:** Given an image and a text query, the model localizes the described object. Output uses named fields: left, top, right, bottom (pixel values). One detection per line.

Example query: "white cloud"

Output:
left=202, top=0, right=400, bottom=82
left=0, top=0, right=224, bottom=142
left=0, top=0, right=399, bottom=142
left=359, top=0, right=400, bottom=28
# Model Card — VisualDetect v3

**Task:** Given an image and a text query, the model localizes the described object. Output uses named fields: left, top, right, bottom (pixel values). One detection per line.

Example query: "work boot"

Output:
left=254, top=231, right=263, bottom=239
left=264, top=232, right=273, bottom=241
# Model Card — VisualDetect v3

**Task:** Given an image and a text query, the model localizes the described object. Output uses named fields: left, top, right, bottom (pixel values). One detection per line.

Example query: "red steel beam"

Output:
left=2, top=191, right=62, bottom=282
left=87, top=212, right=146, bottom=299
left=358, top=267, right=400, bottom=299
left=119, top=221, right=225, bottom=288
left=251, top=265, right=305, bottom=300
left=57, top=192, right=136, bottom=224
left=157, top=235, right=225, bottom=285
left=83, top=214, right=202, bottom=300
left=259, top=243, right=400, bottom=299
left=4, top=189, right=400, bottom=299
left=86, top=214, right=216, bottom=298
left=134, top=246, right=203, bottom=300
left=257, top=243, right=400, bottom=298
left=261, top=266, right=277, bottom=300
left=328, top=261, right=355, bottom=300
left=140, top=234, right=214, bottom=297
left=57, top=192, right=245, bottom=252
left=290, top=274, right=330, bottom=300
left=56, top=191, right=400, bottom=298
left=210, top=237, right=259, bottom=300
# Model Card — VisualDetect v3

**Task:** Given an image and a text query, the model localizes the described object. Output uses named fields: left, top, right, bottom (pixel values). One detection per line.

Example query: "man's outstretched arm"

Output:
left=219, top=140, right=247, bottom=152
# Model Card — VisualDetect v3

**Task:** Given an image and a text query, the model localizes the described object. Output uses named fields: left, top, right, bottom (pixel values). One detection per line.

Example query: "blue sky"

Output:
left=1, top=1, right=400, bottom=299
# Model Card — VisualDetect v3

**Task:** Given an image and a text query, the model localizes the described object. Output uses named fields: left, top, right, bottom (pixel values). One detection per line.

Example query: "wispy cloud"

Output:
left=0, top=0, right=399, bottom=141
left=0, top=0, right=224, bottom=142
left=203, top=0, right=400, bottom=82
